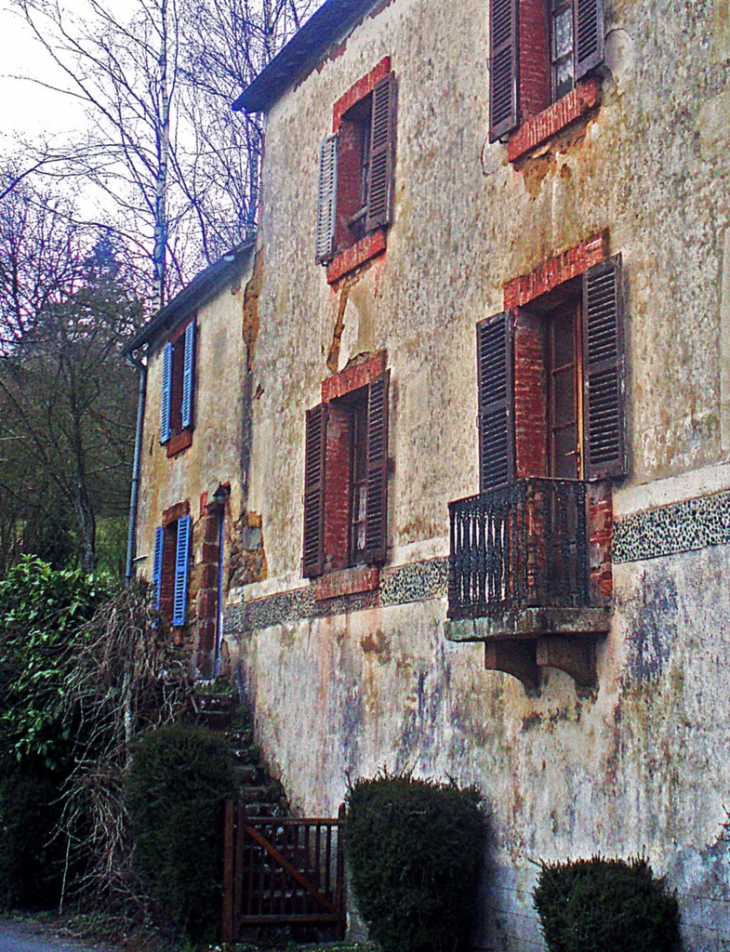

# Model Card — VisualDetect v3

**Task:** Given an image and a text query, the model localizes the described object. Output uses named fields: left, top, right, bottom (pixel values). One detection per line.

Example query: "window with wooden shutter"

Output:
left=181, top=321, right=195, bottom=429
left=489, top=0, right=519, bottom=141
left=315, top=134, right=339, bottom=264
left=303, top=404, right=328, bottom=578
left=365, top=75, right=396, bottom=233
left=582, top=255, right=625, bottom=479
left=160, top=341, right=173, bottom=444
left=362, top=371, right=390, bottom=564
left=477, top=312, right=515, bottom=492
left=173, top=514, right=192, bottom=626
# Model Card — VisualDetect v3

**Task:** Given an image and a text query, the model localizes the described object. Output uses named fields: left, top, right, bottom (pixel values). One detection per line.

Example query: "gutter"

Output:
left=125, top=348, right=148, bottom=587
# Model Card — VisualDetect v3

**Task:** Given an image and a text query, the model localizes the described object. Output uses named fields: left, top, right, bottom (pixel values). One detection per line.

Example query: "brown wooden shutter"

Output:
left=315, top=133, right=339, bottom=264
left=489, top=0, right=519, bottom=141
left=303, top=403, right=328, bottom=577
left=477, top=311, right=515, bottom=492
left=365, top=74, right=396, bottom=233
left=582, top=254, right=626, bottom=479
left=574, top=0, right=604, bottom=80
left=363, top=370, right=390, bottom=564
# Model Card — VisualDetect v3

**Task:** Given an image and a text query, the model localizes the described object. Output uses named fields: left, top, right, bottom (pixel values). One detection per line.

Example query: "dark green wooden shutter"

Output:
left=160, top=341, right=173, bottom=444
left=365, top=74, right=397, bottom=233
left=477, top=311, right=515, bottom=492
left=489, top=0, right=519, bottom=141
left=363, top=371, right=390, bottom=564
left=574, top=0, right=604, bottom=79
left=181, top=321, right=195, bottom=429
left=303, top=404, right=328, bottom=577
left=582, top=254, right=626, bottom=478
left=315, top=134, right=338, bottom=264
left=173, top=514, right=191, bottom=626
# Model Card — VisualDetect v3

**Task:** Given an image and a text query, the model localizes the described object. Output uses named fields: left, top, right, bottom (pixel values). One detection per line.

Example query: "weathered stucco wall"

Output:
left=229, top=0, right=730, bottom=947
left=135, top=259, right=253, bottom=666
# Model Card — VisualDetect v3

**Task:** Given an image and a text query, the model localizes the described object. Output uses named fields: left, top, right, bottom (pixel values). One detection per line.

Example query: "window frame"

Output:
left=160, top=318, right=196, bottom=457
left=152, top=507, right=192, bottom=629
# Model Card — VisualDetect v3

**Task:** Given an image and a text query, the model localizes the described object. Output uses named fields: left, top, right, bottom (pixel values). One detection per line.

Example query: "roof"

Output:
left=233, top=0, right=382, bottom=114
left=124, top=239, right=256, bottom=354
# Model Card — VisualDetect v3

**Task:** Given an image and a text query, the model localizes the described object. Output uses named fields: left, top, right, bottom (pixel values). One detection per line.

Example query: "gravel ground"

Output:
left=0, top=918, right=121, bottom=952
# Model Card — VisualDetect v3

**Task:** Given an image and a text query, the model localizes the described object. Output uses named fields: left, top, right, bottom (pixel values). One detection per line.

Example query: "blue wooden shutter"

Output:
left=172, top=515, right=192, bottom=626
left=152, top=526, right=164, bottom=611
left=574, top=0, right=604, bottom=80
left=363, top=371, right=390, bottom=564
left=489, top=0, right=519, bottom=141
left=160, top=341, right=173, bottom=444
left=315, top=134, right=339, bottom=265
left=302, top=404, right=328, bottom=578
left=181, top=322, right=195, bottom=429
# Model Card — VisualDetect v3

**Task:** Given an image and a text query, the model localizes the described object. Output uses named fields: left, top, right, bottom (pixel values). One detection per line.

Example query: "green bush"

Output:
left=125, top=722, right=239, bottom=942
left=533, top=855, right=681, bottom=952
left=344, top=770, right=487, bottom=952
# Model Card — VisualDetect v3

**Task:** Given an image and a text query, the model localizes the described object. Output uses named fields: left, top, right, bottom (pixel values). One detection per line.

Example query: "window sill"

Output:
left=166, top=429, right=193, bottom=458
left=326, top=229, right=387, bottom=285
left=315, top=565, right=380, bottom=602
left=507, top=77, right=601, bottom=164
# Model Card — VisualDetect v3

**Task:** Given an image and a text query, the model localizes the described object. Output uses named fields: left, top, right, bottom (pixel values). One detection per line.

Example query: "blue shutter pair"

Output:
left=151, top=516, right=191, bottom=627
left=159, top=323, right=195, bottom=443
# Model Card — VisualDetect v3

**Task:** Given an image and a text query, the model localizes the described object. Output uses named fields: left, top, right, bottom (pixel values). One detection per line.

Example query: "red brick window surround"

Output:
left=315, top=58, right=397, bottom=285
left=303, top=352, right=390, bottom=585
left=489, top=0, right=604, bottom=162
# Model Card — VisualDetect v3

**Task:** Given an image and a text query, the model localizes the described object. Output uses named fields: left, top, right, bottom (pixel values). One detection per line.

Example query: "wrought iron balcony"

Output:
left=448, top=478, right=590, bottom=621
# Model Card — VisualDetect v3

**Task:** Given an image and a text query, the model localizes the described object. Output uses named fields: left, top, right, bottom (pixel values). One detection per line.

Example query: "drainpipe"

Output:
left=125, top=350, right=148, bottom=587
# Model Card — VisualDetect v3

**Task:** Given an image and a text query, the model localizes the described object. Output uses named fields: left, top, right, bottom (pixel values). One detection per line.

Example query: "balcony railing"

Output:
left=448, top=478, right=589, bottom=621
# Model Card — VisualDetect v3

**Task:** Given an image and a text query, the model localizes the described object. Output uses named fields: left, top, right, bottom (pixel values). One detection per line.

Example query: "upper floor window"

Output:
left=315, top=58, right=397, bottom=280
left=160, top=319, right=196, bottom=456
left=489, top=0, right=604, bottom=146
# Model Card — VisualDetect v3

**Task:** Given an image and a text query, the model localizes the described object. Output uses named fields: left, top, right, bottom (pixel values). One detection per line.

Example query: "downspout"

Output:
left=125, top=349, right=148, bottom=587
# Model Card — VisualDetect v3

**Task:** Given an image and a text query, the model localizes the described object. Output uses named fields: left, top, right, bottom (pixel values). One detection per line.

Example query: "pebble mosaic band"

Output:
left=612, top=489, right=730, bottom=563
left=226, top=557, right=449, bottom=633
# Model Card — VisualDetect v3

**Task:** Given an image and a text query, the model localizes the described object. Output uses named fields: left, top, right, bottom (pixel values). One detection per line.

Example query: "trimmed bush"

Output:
left=533, top=855, right=681, bottom=952
left=125, top=723, right=238, bottom=942
left=344, top=770, right=487, bottom=952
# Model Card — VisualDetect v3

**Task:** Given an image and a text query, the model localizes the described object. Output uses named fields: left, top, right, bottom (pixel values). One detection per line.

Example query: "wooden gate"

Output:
left=222, top=803, right=346, bottom=942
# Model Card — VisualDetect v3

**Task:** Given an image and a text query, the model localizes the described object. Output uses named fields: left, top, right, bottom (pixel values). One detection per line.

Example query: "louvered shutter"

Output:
left=365, top=74, right=397, bottom=233
left=303, top=404, right=328, bottom=578
left=574, top=0, right=604, bottom=80
left=363, top=371, right=390, bottom=564
left=489, top=0, right=519, bottom=141
left=477, top=311, right=515, bottom=492
left=582, top=255, right=626, bottom=479
left=152, top=526, right=164, bottom=612
left=160, top=341, right=173, bottom=444
left=181, top=321, right=195, bottom=429
left=172, top=514, right=191, bottom=626
left=315, top=134, right=339, bottom=264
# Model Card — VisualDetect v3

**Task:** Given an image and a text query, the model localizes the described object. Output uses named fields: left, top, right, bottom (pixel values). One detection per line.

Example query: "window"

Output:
left=302, top=367, right=390, bottom=579
left=489, top=0, right=604, bottom=145
left=315, top=58, right=397, bottom=278
left=478, top=255, right=625, bottom=490
left=152, top=511, right=192, bottom=627
left=160, top=320, right=195, bottom=455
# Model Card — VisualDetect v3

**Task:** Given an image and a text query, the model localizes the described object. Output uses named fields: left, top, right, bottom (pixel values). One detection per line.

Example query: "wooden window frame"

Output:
left=489, top=0, right=605, bottom=162
left=316, top=58, right=397, bottom=285
left=160, top=317, right=196, bottom=458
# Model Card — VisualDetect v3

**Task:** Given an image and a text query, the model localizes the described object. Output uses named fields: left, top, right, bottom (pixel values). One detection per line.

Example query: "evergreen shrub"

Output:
left=125, top=722, right=238, bottom=942
left=344, top=770, right=487, bottom=952
left=533, top=855, right=681, bottom=952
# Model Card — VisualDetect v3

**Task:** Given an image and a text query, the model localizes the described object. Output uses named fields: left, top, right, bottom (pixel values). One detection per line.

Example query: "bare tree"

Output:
left=9, top=0, right=321, bottom=306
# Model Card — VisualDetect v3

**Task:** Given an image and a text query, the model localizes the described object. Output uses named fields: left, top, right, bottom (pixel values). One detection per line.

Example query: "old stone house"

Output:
left=127, top=0, right=730, bottom=947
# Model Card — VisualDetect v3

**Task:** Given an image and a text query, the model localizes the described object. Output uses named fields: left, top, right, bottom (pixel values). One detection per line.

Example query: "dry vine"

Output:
left=57, top=584, right=194, bottom=912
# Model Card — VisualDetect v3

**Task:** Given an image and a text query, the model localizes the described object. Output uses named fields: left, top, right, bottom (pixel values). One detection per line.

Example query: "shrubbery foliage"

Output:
left=533, top=855, right=681, bottom=952
left=344, top=770, right=487, bottom=952
left=125, top=722, right=239, bottom=941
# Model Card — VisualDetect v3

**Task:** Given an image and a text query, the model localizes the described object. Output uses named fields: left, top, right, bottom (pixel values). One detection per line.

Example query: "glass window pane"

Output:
left=553, top=8, right=573, bottom=60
